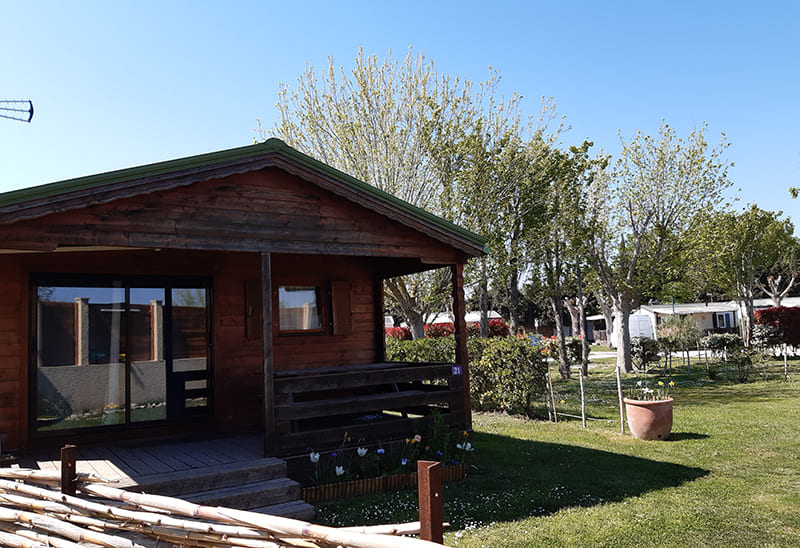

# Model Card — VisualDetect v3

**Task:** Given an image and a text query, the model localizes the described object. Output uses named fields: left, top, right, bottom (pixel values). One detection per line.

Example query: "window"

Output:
left=279, top=286, right=323, bottom=332
left=31, top=275, right=211, bottom=435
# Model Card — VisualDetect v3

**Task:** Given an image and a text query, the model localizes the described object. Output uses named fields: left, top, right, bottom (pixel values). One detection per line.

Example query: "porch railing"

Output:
left=272, top=362, right=465, bottom=455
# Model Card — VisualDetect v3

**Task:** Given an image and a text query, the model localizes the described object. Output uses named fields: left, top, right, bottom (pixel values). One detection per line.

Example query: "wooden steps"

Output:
left=30, top=433, right=315, bottom=520
left=126, top=460, right=313, bottom=519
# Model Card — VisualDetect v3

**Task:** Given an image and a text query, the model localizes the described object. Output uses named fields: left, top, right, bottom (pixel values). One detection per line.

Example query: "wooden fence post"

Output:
left=60, top=445, right=77, bottom=496
left=418, top=460, right=443, bottom=544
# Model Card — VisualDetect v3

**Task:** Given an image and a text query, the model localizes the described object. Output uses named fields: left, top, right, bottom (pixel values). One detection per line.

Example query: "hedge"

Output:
left=385, top=318, right=509, bottom=340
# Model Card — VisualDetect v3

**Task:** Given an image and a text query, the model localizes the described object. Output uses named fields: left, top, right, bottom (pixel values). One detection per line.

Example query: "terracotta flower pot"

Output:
left=623, top=397, right=673, bottom=440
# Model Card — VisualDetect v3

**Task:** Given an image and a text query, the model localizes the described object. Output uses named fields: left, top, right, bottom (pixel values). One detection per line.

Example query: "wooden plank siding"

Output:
left=0, top=248, right=391, bottom=452
left=0, top=168, right=464, bottom=262
left=0, top=256, right=26, bottom=453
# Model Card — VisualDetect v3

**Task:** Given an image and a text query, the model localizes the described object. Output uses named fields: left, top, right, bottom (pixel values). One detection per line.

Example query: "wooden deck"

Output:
left=18, top=432, right=315, bottom=519
left=24, top=431, right=264, bottom=486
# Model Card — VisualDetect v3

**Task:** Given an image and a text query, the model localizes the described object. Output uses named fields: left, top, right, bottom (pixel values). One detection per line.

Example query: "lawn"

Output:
left=315, top=359, right=800, bottom=547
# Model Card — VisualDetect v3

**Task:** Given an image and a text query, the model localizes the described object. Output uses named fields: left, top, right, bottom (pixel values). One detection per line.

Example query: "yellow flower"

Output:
left=658, top=381, right=664, bottom=386
left=559, top=400, right=565, bottom=405
left=669, top=381, right=675, bottom=387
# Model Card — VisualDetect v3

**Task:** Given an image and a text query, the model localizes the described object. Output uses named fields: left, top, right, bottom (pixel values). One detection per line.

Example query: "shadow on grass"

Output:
left=315, top=431, right=710, bottom=529
left=438, top=431, right=710, bottom=525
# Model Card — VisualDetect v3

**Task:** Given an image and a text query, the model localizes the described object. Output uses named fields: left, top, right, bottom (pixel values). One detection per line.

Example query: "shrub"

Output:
left=385, top=326, right=412, bottom=340
left=536, top=337, right=559, bottom=359
left=385, top=335, right=455, bottom=362
left=752, top=323, right=782, bottom=349
left=533, top=336, right=580, bottom=364
left=631, top=337, right=661, bottom=370
left=565, top=336, right=583, bottom=364
left=424, top=322, right=455, bottom=338
left=701, top=333, right=744, bottom=353
left=470, top=337, right=548, bottom=417
left=488, top=318, right=510, bottom=337
left=754, top=306, right=800, bottom=346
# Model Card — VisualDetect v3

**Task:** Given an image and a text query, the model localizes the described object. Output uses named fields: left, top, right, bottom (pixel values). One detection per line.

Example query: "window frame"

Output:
left=28, top=273, right=214, bottom=440
left=277, top=284, right=328, bottom=335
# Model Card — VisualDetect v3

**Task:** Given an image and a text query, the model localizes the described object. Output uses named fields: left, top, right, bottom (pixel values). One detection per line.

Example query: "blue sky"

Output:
left=2, top=1, right=798, bottom=230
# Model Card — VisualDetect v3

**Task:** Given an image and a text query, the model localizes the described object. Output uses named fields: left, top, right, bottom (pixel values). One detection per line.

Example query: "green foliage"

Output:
left=630, top=337, right=661, bottom=370
left=657, top=315, right=702, bottom=350
left=752, top=323, right=782, bottom=349
left=384, top=335, right=455, bottom=363
left=588, top=121, right=731, bottom=372
left=470, top=337, right=548, bottom=416
left=689, top=206, right=797, bottom=345
left=701, top=333, right=744, bottom=356
left=565, top=336, right=583, bottom=364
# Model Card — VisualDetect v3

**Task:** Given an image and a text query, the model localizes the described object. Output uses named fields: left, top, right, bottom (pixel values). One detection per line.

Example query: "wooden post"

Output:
left=417, top=460, right=443, bottom=544
left=451, top=263, right=471, bottom=431
left=261, top=252, right=275, bottom=457
left=60, top=445, right=77, bottom=496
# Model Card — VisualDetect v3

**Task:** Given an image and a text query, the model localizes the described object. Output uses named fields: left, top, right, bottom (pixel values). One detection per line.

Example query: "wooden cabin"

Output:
left=0, top=139, right=485, bottom=457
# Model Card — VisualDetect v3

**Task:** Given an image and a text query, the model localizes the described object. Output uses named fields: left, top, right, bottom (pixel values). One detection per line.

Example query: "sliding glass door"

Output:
left=32, top=276, right=211, bottom=434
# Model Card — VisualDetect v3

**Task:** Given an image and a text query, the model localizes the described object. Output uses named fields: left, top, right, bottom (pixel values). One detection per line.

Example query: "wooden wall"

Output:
left=0, top=249, right=383, bottom=450
left=0, top=256, right=25, bottom=452
left=0, top=168, right=462, bottom=263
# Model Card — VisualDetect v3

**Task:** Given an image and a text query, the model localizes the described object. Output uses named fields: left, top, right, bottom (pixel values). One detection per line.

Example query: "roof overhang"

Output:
left=0, top=139, right=488, bottom=258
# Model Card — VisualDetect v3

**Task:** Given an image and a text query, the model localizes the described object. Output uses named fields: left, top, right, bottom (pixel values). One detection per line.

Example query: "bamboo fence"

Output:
left=0, top=468, right=444, bottom=548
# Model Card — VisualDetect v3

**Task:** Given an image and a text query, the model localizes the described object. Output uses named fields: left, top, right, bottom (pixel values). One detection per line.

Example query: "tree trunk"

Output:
left=478, top=259, right=490, bottom=338
left=576, top=269, right=589, bottom=377
left=507, top=269, right=521, bottom=335
left=551, top=296, right=571, bottom=379
left=614, top=302, right=633, bottom=373
left=595, top=290, right=615, bottom=348
left=564, top=298, right=580, bottom=337
left=407, top=311, right=425, bottom=340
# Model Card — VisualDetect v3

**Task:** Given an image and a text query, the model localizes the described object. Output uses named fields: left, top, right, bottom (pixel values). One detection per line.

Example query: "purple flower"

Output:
left=377, top=448, right=385, bottom=454
left=331, top=452, right=337, bottom=457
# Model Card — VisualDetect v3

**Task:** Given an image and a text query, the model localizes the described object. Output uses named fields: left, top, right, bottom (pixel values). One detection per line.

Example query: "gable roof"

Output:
left=0, top=138, right=488, bottom=257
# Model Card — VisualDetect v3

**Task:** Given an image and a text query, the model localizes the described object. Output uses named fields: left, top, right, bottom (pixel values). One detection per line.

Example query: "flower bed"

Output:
left=301, top=464, right=467, bottom=503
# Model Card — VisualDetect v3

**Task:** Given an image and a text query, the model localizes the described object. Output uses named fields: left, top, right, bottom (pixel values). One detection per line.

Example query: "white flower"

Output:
left=456, top=443, right=463, bottom=450
left=309, top=452, right=320, bottom=463
left=335, top=466, right=345, bottom=476
left=636, top=380, right=643, bottom=387
left=357, top=447, right=368, bottom=457
left=464, top=442, right=473, bottom=451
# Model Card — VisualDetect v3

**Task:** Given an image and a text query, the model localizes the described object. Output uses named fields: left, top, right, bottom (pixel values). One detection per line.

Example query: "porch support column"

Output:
left=451, top=263, right=472, bottom=431
left=260, top=252, right=276, bottom=456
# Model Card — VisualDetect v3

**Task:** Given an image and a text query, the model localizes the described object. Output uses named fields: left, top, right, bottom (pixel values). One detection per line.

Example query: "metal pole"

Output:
left=417, top=460, right=443, bottom=544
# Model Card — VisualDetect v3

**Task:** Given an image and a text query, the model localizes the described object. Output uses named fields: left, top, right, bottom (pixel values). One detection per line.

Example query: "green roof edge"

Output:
left=0, top=138, right=488, bottom=253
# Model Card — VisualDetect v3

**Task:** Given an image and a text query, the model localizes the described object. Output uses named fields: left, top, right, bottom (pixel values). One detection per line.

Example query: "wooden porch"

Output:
left=19, top=430, right=314, bottom=519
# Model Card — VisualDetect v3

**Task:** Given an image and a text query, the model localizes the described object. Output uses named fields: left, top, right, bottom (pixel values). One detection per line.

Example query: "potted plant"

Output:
left=623, top=380, right=674, bottom=440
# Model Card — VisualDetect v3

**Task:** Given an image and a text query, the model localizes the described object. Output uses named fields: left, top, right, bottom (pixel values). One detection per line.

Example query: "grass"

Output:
left=315, top=359, right=800, bottom=547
